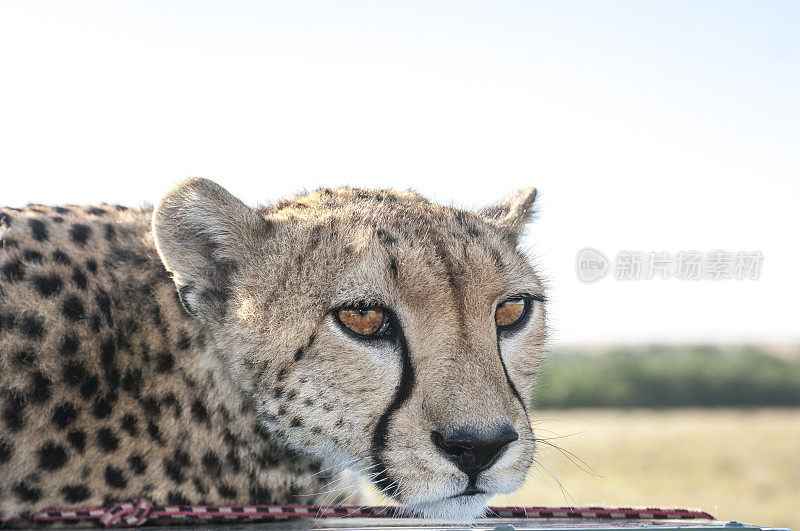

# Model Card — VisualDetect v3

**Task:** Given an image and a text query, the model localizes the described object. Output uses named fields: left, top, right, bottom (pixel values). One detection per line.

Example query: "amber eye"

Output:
left=495, top=298, right=528, bottom=329
left=337, top=307, right=390, bottom=337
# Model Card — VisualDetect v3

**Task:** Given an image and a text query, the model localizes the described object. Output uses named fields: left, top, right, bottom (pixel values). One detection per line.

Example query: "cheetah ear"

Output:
left=479, top=187, right=537, bottom=240
left=152, top=178, right=271, bottom=320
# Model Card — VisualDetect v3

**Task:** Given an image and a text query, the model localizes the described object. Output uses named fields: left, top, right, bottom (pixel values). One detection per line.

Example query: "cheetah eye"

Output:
left=495, top=297, right=530, bottom=330
left=337, top=307, right=392, bottom=338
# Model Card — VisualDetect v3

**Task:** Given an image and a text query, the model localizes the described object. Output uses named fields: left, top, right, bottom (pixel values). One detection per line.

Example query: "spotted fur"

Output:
left=0, top=179, right=546, bottom=521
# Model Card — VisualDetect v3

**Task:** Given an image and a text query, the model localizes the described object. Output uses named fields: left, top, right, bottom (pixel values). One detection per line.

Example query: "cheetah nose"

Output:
left=431, top=424, right=518, bottom=477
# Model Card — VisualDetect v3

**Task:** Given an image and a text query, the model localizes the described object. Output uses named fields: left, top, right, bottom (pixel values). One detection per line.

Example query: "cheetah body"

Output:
left=0, top=203, right=330, bottom=517
left=0, top=180, right=546, bottom=521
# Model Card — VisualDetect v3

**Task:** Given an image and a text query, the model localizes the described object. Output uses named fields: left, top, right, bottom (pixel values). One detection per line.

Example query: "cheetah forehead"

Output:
left=256, top=186, right=536, bottom=273
left=235, top=187, right=542, bottom=325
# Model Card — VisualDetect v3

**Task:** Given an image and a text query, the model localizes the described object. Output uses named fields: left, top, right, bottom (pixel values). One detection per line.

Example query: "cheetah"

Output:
left=0, top=178, right=546, bottom=522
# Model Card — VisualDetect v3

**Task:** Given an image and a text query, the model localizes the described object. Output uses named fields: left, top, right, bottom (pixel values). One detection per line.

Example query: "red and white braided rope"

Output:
left=3, top=502, right=715, bottom=528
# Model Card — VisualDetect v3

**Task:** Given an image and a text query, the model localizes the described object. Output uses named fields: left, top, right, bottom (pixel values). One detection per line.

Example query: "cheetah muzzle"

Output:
left=0, top=178, right=546, bottom=522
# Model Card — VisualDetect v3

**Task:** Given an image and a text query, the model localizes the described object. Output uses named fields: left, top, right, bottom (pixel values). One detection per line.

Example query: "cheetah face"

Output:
left=153, top=179, right=546, bottom=521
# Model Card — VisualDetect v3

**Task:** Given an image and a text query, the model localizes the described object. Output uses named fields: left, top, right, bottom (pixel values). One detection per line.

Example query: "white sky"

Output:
left=1, top=1, right=798, bottom=345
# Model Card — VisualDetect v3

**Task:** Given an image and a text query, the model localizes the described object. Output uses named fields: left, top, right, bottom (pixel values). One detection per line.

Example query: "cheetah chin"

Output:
left=0, top=178, right=546, bottom=522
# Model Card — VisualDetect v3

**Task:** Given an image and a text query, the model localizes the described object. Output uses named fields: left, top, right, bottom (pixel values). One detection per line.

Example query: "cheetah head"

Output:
left=153, top=178, right=546, bottom=520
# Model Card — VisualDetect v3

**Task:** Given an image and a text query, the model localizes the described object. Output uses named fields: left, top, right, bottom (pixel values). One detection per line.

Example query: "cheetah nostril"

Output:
left=431, top=423, right=518, bottom=476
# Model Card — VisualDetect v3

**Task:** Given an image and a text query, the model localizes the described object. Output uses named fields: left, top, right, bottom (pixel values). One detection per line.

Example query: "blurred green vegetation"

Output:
left=533, top=345, right=800, bottom=408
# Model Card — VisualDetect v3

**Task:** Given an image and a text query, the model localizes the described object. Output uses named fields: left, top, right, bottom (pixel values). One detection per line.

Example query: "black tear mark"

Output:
left=370, top=328, right=414, bottom=498
left=496, top=335, right=528, bottom=416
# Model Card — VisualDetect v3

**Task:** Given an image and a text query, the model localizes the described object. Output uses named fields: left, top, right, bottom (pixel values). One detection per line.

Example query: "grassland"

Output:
left=490, top=409, right=800, bottom=531
left=534, top=346, right=800, bottom=408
